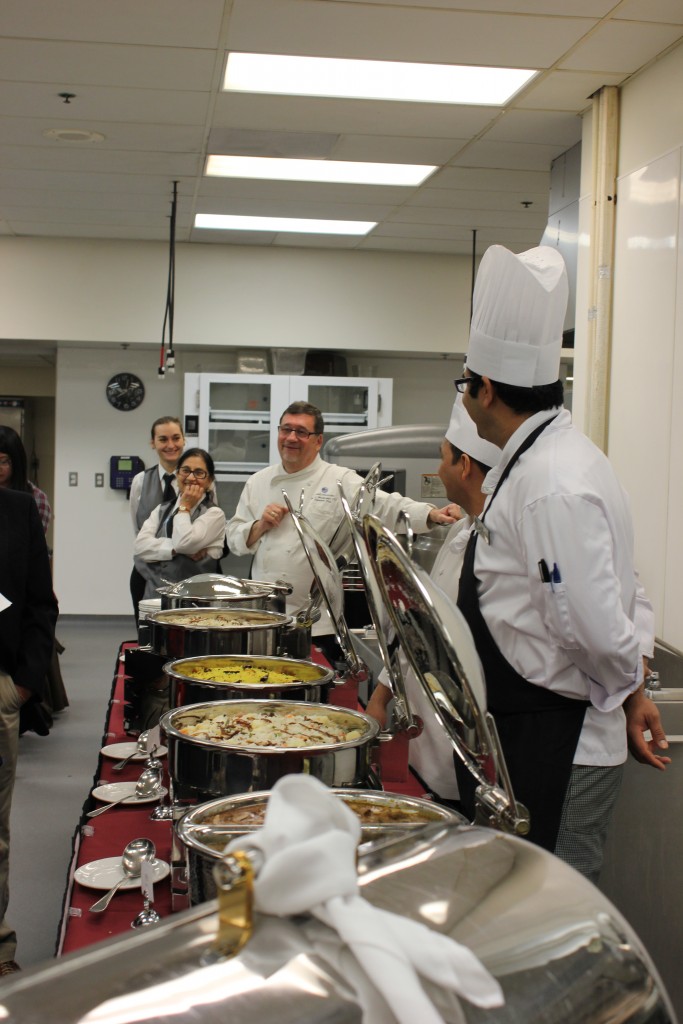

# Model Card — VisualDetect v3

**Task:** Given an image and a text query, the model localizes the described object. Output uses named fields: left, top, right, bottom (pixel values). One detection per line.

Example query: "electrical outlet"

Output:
left=69, top=472, right=78, bottom=486
left=95, top=473, right=104, bottom=488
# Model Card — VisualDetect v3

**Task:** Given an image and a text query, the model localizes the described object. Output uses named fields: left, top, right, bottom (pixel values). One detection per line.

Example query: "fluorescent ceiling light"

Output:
left=224, top=53, right=537, bottom=105
left=195, top=213, right=376, bottom=235
left=205, top=155, right=436, bottom=186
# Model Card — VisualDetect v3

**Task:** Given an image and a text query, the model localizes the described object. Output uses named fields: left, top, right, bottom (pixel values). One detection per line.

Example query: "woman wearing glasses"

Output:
left=133, top=448, right=226, bottom=599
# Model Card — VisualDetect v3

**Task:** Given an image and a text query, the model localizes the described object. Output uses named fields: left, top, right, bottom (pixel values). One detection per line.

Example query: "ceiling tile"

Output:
left=613, top=0, right=683, bottom=25
left=514, top=69, right=626, bottom=110
left=0, top=117, right=205, bottom=152
left=0, top=40, right=217, bottom=90
left=483, top=109, right=583, bottom=146
left=213, top=93, right=499, bottom=140
left=228, top=0, right=598, bottom=67
left=560, top=20, right=683, bottom=73
left=0, top=0, right=226, bottom=47
left=452, top=139, right=567, bottom=169
left=0, top=81, right=211, bottom=125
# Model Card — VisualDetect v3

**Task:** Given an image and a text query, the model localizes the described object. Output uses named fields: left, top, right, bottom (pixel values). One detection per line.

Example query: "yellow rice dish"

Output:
left=179, top=662, right=300, bottom=685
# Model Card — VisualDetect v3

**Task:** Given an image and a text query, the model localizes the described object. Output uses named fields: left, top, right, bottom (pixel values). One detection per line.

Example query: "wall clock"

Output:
left=106, top=372, right=145, bottom=412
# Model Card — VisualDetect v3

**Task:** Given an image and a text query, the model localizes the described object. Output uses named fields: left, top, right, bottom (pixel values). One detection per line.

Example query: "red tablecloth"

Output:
left=58, top=643, right=173, bottom=955
left=58, top=642, right=423, bottom=955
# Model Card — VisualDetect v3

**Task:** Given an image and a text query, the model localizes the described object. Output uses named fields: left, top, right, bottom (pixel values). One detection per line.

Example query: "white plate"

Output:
left=100, top=742, right=167, bottom=761
left=75, top=856, right=170, bottom=891
left=91, top=781, right=168, bottom=805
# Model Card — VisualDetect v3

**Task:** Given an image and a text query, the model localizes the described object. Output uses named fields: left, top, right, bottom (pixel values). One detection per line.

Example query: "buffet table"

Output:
left=58, top=642, right=422, bottom=955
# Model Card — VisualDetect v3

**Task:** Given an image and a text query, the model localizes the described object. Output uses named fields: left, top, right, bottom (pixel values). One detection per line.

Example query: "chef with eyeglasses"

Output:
left=451, top=243, right=668, bottom=881
left=226, top=401, right=461, bottom=656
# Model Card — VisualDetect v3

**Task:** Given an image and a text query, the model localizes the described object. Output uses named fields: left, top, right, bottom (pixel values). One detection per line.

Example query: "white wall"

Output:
left=0, top=239, right=472, bottom=355
left=601, top=41, right=683, bottom=650
left=0, top=239, right=473, bottom=614
left=53, top=347, right=185, bottom=615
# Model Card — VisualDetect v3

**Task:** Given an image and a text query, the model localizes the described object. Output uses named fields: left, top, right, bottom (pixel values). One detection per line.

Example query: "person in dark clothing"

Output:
left=0, top=488, right=58, bottom=974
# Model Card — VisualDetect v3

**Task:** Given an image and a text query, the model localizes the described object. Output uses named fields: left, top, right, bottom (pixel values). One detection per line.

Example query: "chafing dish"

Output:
left=161, top=700, right=380, bottom=810
left=0, top=820, right=674, bottom=1023
left=176, top=788, right=465, bottom=905
left=148, top=606, right=293, bottom=659
left=164, top=653, right=336, bottom=707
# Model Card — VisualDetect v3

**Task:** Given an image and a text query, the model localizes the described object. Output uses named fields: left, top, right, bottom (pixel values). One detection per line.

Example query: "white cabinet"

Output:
left=183, top=372, right=393, bottom=522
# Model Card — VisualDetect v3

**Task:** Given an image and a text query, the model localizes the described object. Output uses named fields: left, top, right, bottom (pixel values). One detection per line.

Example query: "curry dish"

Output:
left=178, top=708, right=364, bottom=747
left=157, top=611, right=272, bottom=628
left=202, top=797, right=441, bottom=827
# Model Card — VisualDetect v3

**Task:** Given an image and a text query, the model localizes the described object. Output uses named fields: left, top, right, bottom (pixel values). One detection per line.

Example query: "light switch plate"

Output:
left=69, top=472, right=78, bottom=486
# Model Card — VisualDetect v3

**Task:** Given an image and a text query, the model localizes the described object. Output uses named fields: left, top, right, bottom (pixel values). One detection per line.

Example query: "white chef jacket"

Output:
left=226, top=456, right=435, bottom=636
left=474, top=407, right=646, bottom=766
left=378, top=517, right=472, bottom=798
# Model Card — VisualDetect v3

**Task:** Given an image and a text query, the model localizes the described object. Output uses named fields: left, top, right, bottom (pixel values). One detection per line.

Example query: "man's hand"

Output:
left=625, top=687, right=671, bottom=771
left=365, top=682, right=393, bottom=730
left=15, top=684, right=32, bottom=705
left=247, top=503, right=289, bottom=546
left=428, top=504, right=462, bottom=526
left=190, top=548, right=208, bottom=562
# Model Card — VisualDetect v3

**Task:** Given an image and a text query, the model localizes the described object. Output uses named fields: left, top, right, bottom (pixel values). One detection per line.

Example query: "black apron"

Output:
left=456, top=416, right=588, bottom=852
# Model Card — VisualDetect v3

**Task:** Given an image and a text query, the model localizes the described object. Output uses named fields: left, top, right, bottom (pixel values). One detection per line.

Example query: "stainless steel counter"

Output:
left=600, top=687, right=683, bottom=1022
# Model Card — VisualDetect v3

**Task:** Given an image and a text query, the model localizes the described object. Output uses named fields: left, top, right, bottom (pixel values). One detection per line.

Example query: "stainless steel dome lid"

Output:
left=157, top=573, right=276, bottom=601
left=360, top=513, right=529, bottom=837
left=281, top=487, right=362, bottom=673
left=0, top=820, right=674, bottom=1024
left=338, top=490, right=420, bottom=735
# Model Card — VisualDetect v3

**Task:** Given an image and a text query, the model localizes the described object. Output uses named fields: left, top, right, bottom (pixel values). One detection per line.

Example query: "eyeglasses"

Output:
left=0, top=457, right=11, bottom=468
left=178, top=467, right=208, bottom=480
left=453, top=376, right=473, bottom=393
left=278, top=424, right=320, bottom=440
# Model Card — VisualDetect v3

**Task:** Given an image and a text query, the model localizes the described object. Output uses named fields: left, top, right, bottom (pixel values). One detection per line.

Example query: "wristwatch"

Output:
left=177, top=505, right=191, bottom=513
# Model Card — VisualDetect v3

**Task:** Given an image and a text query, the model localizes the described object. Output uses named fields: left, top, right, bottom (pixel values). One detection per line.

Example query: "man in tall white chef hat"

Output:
left=366, top=394, right=500, bottom=805
left=455, top=244, right=668, bottom=880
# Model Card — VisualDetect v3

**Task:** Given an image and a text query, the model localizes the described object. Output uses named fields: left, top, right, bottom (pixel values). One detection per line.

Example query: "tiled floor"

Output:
left=9, top=616, right=134, bottom=967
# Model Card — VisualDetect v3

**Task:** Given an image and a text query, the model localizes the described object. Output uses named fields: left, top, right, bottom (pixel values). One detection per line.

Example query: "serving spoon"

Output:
left=87, top=769, right=163, bottom=818
left=89, top=838, right=156, bottom=913
left=111, top=730, right=150, bottom=771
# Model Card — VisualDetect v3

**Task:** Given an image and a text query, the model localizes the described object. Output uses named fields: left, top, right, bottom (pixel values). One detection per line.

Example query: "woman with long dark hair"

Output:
left=0, top=425, right=52, bottom=535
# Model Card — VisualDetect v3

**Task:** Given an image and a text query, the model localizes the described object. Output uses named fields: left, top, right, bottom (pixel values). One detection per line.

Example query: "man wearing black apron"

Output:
left=454, top=244, right=669, bottom=881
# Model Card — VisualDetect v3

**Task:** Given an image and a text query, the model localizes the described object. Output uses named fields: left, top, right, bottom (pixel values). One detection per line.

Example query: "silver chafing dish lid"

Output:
left=0, top=822, right=674, bottom=1024
left=338, top=489, right=419, bottom=733
left=361, top=514, right=529, bottom=835
left=157, top=573, right=275, bottom=601
left=324, top=461, right=391, bottom=571
left=281, top=489, right=361, bottom=672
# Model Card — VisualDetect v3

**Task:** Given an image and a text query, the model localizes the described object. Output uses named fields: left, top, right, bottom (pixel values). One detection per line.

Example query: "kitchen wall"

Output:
left=0, top=238, right=472, bottom=614
left=49, top=343, right=461, bottom=614
left=0, top=239, right=472, bottom=354
left=576, top=40, right=683, bottom=651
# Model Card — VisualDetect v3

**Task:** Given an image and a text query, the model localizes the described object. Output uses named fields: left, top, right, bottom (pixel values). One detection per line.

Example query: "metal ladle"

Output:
left=89, top=838, right=155, bottom=913
left=131, top=839, right=161, bottom=928
left=87, top=769, right=163, bottom=818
